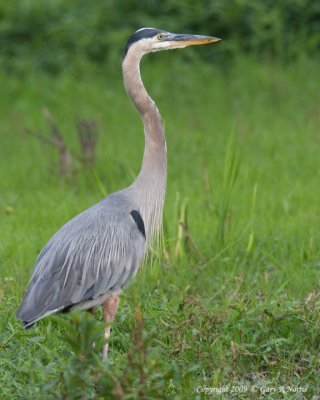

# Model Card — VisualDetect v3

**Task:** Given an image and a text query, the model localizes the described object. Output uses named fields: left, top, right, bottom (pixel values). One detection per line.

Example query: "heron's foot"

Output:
left=102, top=294, right=120, bottom=361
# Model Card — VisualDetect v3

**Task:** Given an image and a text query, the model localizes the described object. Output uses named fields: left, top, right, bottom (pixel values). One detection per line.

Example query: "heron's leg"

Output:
left=102, top=294, right=120, bottom=360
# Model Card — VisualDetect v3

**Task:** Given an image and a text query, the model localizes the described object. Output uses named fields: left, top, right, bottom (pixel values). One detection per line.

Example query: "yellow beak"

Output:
left=167, top=33, right=221, bottom=47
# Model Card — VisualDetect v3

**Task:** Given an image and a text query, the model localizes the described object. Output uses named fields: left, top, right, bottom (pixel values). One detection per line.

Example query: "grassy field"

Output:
left=0, top=55, right=319, bottom=399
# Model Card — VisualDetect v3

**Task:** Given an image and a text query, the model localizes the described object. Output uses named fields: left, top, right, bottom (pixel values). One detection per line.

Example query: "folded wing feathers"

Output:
left=17, top=193, right=146, bottom=325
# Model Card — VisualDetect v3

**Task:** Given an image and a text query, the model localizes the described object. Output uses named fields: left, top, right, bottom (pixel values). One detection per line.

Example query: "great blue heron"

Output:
left=16, top=28, right=221, bottom=359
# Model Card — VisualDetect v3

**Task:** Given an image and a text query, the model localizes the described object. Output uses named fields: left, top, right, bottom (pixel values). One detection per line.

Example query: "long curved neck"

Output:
left=122, top=48, right=167, bottom=243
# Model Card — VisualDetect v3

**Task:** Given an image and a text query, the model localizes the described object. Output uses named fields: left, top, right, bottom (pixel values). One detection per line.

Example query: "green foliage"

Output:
left=0, top=0, right=319, bottom=74
left=1, top=58, right=320, bottom=397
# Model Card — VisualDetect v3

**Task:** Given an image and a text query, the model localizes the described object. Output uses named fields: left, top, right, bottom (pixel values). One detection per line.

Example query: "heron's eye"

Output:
left=157, top=34, right=164, bottom=41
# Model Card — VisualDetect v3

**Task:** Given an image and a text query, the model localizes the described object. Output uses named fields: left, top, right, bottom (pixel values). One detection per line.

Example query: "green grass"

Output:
left=0, top=55, right=319, bottom=399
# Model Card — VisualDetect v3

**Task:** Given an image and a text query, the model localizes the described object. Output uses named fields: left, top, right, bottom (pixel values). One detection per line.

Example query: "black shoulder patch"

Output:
left=124, top=28, right=163, bottom=57
left=130, top=210, right=146, bottom=239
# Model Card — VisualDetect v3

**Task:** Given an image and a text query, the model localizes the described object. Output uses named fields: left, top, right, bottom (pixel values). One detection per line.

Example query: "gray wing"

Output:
left=16, top=192, right=146, bottom=327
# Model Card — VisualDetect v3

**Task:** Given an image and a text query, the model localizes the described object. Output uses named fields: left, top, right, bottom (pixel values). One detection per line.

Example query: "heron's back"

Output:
left=16, top=191, right=146, bottom=327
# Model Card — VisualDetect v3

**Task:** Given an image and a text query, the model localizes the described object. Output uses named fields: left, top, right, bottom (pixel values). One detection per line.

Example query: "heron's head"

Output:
left=124, top=28, right=221, bottom=58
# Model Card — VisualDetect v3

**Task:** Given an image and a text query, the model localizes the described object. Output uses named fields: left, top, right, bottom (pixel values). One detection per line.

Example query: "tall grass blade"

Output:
left=216, top=134, right=240, bottom=246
